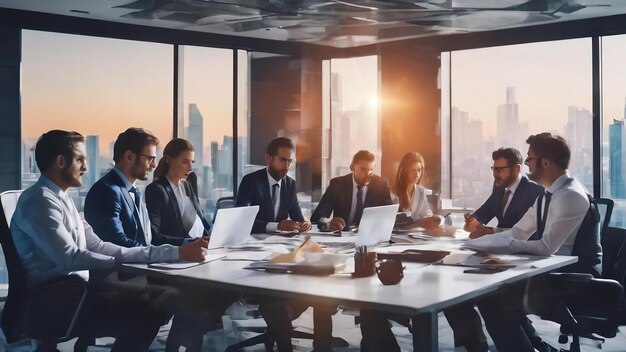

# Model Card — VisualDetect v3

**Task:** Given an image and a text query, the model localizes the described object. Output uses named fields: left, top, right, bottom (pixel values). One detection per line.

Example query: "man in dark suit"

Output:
left=236, top=137, right=311, bottom=234
left=311, top=150, right=392, bottom=230
left=445, top=147, right=544, bottom=352
left=84, top=128, right=160, bottom=247
left=465, top=147, right=544, bottom=237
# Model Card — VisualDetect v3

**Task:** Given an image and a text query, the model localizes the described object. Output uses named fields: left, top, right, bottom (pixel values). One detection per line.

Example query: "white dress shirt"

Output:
left=391, top=185, right=433, bottom=220
left=167, top=177, right=204, bottom=238
left=502, top=173, right=522, bottom=216
left=465, top=173, right=589, bottom=256
left=11, top=176, right=179, bottom=286
left=265, top=170, right=283, bottom=233
left=348, top=176, right=368, bottom=225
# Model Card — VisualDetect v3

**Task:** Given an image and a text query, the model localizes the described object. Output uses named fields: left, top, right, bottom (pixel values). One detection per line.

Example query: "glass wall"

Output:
left=328, top=55, right=381, bottom=179
left=448, top=38, right=593, bottom=210
left=601, top=34, right=626, bottom=227
left=21, top=30, right=173, bottom=209
left=178, top=45, right=233, bottom=223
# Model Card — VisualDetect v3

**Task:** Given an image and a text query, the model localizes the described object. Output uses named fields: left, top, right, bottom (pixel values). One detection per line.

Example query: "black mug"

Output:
left=375, top=259, right=404, bottom=285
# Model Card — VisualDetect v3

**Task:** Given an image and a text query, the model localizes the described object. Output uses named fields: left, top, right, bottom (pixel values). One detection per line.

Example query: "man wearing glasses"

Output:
left=85, top=127, right=161, bottom=247
left=464, top=147, right=544, bottom=238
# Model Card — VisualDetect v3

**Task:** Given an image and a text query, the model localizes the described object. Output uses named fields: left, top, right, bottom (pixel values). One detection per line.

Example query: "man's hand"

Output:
left=297, top=221, right=312, bottom=232
left=464, top=215, right=481, bottom=232
left=468, top=224, right=495, bottom=239
left=278, top=220, right=301, bottom=232
left=179, top=237, right=208, bottom=262
left=329, top=217, right=346, bottom=231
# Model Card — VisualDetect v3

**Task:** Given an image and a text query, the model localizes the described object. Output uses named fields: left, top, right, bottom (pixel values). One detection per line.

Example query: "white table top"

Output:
left=123, top=232, right=577, bottom=316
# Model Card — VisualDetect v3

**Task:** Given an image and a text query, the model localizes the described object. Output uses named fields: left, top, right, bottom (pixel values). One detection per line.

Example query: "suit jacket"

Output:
left=311, top=173, right=392, bottom=229
left=84, top=169, right=150, bottom=247
left=145, top=176, right=211, bottom=246
left=235, top=168, right=304, bottom=233
left=473, top=175, right=544, bottom=228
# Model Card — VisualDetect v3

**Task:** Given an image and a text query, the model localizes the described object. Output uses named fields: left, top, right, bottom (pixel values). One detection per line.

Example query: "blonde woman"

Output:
left=391, top=152, right=441, bottom=229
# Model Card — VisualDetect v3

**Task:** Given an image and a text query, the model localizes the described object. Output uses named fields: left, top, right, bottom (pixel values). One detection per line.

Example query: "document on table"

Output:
left=148, top=254, right=225, bottom=270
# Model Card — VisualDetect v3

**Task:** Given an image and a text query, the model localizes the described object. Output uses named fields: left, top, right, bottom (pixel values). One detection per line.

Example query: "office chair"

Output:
left=0, top=190, right=88, bottom=352
left=213, top=196, right=235, bottom=223
left=550, top=198, right=626, bottom=352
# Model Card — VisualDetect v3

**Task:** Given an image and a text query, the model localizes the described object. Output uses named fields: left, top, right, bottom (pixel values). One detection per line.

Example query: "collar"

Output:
left=352, top=174, right=367, bottom=190
left=266, top=169, right=282, bottom=188
left=39, top=175, right=66, bottom=200
left=546, top=172, right=570, bottom=194
left=112, top=167, right=135, bottom=191
left=166, top=175, right=181, bottom=190
left=506, top=173, right=522, bottom=194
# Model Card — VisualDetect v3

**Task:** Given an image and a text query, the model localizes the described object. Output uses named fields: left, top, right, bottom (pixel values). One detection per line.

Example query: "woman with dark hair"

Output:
left=392, top=152, right=441, bottom=229
left=145, top=138, right=210, bottom=245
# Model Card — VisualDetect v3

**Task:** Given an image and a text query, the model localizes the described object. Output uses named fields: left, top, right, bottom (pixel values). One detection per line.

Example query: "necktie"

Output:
left=530, top=191, right=552, bottom=240
left=353, top=185, right=364, bottom=225
left=271, top=183, right=279, bottom=220
left=130, top=186, right=142, bottom=210
left=501, top=189, right=512, bottom=216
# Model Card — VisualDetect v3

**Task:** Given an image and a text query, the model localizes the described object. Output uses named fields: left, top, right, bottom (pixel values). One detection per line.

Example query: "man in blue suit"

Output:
left=445, top=147, right=545, bottom=352
left=85, top=128, right=159, bottom=247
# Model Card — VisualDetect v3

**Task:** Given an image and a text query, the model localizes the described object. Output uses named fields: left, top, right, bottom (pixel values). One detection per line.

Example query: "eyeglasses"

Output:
left=136, top=153, right=157, bottom=163
left=490, top=165, right=512, bottom=172
left=524, top=156, right=541, bottom=166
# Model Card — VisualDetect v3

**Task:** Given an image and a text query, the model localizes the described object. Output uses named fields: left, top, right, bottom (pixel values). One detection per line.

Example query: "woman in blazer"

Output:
left=145, top=138, right=237, bottom=352
left=145, top=138, right=211, bottom=246
left=391, top=152, right=442, bottom=229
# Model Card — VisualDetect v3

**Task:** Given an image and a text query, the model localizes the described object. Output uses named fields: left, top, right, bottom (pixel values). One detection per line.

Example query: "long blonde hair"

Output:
left=392, top=152, right=426, bottom=211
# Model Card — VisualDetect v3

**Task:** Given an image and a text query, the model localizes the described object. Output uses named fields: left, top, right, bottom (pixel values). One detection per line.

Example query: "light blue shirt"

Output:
left=11, top=175, right=179, bottom=286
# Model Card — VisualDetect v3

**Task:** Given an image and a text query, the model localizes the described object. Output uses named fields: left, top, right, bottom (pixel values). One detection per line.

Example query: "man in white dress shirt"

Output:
left=464, top=132, right=601, bottom=352
left=11, top=130, right=207, bottom=352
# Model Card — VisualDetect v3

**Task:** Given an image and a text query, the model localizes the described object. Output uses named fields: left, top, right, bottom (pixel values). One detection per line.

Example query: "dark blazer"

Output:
left=235, top=168, right=304, bottom=233
left=144, top=176, right=211, bottom=246
left=473, top=175, right=544, bottom=228
left=84, top=169, right=147, bottom=247
left=311, top=173, right=392, bottom=229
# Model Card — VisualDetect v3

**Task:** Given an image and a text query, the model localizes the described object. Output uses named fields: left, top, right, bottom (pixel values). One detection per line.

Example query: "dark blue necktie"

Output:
left=130, top=186, right=142, bottom=210
left=530, top=191, right=552, bottom=240
left=353, top=186, right=364, bottom=225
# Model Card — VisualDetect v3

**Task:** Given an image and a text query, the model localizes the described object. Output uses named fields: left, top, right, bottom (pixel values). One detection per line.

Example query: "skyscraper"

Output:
left=187, top=104, right=205, bottom=196
left=496, top=87, right=521, bottom=150
left=609, top=119, right=626, bottom=199
left=85, top=135, right=100, bottom=188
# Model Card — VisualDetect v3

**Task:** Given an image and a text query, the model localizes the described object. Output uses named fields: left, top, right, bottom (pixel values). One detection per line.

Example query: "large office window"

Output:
left=21, top=30, right=173, bottom=206
left=328, top=56, right=381, bottom=179
left=178, top=46, right=234, bottom=223
left=601, top=34, right=626, bottom=227
left=448, top=39, right=592, bottom=210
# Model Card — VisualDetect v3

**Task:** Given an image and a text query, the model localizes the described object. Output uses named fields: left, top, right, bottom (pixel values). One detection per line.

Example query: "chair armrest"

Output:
left=549, top=272, right=594, bottom=282
left=23, top=274, right=88, bottom=341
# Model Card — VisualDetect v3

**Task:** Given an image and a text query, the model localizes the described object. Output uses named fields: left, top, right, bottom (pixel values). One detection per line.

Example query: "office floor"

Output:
left=2, top=307, right=626, bottom=351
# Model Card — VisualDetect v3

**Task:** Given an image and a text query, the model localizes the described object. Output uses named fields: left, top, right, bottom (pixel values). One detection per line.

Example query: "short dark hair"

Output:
left=265, top=137, right=295, bottom=156
left=113, top=128, right=159, bottom=163
left=526, top=132, right=571, bottom=169
left=492, top=148, right=523, bottom=166
left=351, top=150, right=376, bottom=165
left=35, top=130, right=85, bottom=173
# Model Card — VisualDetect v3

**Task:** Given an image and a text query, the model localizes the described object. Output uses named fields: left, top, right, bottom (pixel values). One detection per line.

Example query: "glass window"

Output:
left=21, top=30, right=173, bottom=206
left=601, top=34, right=626, bottom=227
left=328, top=56, right=381, bottom=179
left=178, top=45, right=233, bottom=223
left=448, top=39, right=592, bottom=210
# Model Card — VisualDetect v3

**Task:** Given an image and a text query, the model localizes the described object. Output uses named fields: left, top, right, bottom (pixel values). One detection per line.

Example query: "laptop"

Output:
left=356, top=204, right=400, bottom=246
left=208, top=205, right=260, bottom=249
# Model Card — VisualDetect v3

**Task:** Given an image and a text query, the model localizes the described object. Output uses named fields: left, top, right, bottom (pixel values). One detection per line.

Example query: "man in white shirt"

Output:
left=464, top=133, right=601, bottom=352
left=11, top=130, right=207, bottom=351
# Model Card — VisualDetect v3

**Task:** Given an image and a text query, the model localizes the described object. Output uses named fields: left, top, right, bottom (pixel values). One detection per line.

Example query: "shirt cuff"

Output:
left=183, top=237, right=195, bottom=245
left=266, top=222, right=279, bottom=233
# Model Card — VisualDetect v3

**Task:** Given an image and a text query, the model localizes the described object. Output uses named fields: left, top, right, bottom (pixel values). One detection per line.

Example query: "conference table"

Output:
left=121, top=231, right=577, bottom=352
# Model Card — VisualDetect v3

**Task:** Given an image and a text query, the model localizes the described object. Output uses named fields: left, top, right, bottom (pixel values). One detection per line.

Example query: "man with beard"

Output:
left=465, top=147, right=544, bottom=238
left=236, top=137, right=334, bottom=352
left=311, top=150, right=392, bottom=230
left=11, top=130, right=207, bottom=351
left=463, top=133, right=601, bottom=352
left=444, top=147, right=544, bottom=352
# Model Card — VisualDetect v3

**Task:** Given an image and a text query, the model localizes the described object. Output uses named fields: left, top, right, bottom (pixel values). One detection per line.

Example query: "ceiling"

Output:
left=0, top=0, right=623, bottom=48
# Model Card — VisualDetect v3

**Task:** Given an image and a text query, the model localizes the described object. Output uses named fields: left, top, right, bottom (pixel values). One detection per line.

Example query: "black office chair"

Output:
left=0, top=190, right=88, bottom=352
left=549, top=198, right=626, bottom=352
left=213, top=196, right=235, bottom=224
